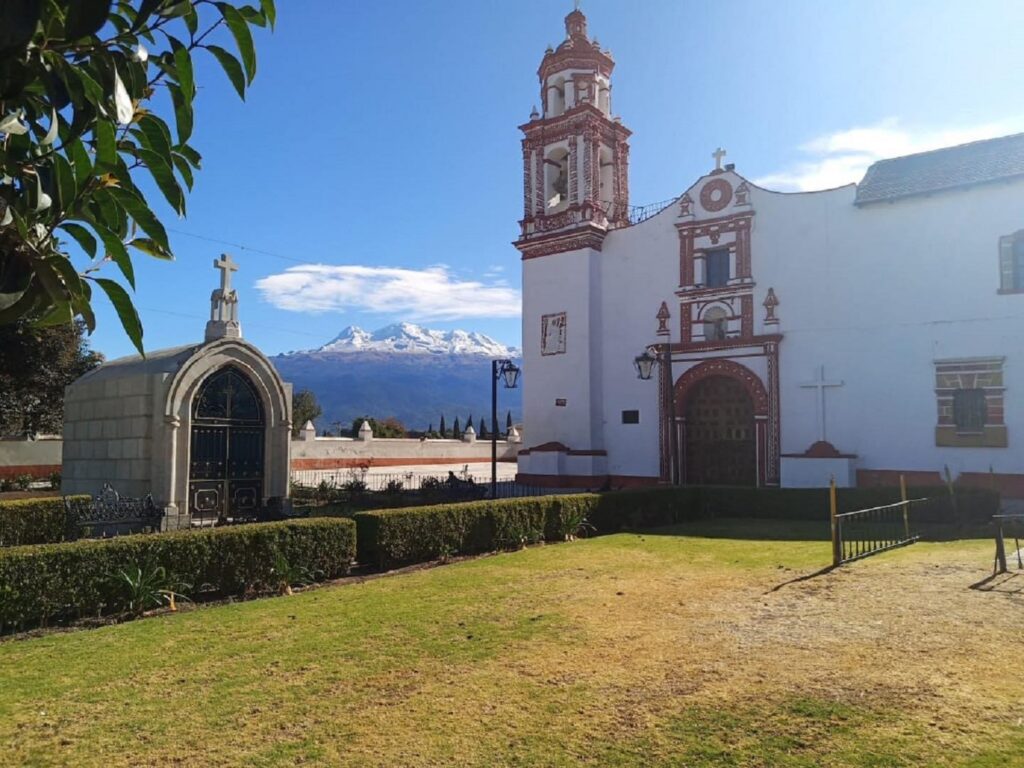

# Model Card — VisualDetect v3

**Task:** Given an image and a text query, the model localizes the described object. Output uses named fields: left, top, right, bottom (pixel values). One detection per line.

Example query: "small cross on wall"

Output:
left=712, top=147, right=727, bottom=171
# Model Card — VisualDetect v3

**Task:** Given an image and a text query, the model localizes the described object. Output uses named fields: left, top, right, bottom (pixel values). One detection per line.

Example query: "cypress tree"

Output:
left=439, top=414, right=447, bottom=438
left=506, top=410, right=513, bottom=435
left=479, top=417, right=487, bottom=438
left=453, top=417, right=462, bottom=439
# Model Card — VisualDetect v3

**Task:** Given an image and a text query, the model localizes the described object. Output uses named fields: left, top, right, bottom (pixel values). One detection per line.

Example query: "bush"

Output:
left=0, top=517, right=356, bottom=632
left=0, top=496, right=90, bottom=548
left=13, top=474, right=33, bottom=491
left=355, top=495, right=606, bottom=569
left=354, top=484, right=1001, bottom=569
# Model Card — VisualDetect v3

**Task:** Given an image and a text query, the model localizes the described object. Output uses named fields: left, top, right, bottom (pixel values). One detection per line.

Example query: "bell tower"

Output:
left=515, top=7, right=631, bottom=259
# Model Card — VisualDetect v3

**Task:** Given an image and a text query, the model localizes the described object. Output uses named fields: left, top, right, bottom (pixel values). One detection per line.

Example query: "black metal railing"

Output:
left=829, top=479, right=923, bottom=566
left=627, top=197, right=677, bottom=225
left=65, top=484, right=163, bottom=539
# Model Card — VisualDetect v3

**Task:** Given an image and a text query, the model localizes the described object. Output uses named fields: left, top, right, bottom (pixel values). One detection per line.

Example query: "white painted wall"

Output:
left=519, top=168, right=1024, bottom=485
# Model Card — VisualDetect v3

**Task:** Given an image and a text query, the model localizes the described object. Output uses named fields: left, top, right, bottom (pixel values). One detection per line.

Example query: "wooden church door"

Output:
left=188, top=367, right=265, bottom=524
left=683, top=375, right=757, bottom=486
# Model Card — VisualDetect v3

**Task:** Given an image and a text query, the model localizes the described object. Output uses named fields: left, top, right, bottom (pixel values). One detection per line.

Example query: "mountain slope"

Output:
left=271, top=324, right=522, bottom=432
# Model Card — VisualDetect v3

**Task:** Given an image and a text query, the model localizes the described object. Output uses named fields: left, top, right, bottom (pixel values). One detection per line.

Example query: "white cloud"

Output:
left=756, top=117, right=1024, bottom=192
left=256, top=264, right=521, bottom=320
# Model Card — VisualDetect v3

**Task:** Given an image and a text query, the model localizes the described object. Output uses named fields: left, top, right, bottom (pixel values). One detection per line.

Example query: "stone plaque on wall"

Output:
left=541, top=312, right=567, bottom=356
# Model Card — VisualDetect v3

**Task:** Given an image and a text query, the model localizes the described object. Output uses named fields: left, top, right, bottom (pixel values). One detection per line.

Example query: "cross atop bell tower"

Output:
left=205, top=253, right=242, bottom=342
left=514, top=7, right=631, bottom=260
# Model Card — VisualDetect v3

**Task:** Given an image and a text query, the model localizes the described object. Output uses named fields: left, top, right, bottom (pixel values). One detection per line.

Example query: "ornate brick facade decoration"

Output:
left=934, top=357, right=1007, bottom=447
left=763, top=287, right=780, bottom=324
left=655, top=301, right=671, bottom=336
left=515, top=8, right=631, bottom=260
left=661, top=355, right=781, bottom=487
left=700, top=178, right=733, bottom=212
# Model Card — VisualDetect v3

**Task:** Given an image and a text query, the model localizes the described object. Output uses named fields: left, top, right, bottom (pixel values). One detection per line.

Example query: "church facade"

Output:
left=515, top=9, right=1024, bottom=494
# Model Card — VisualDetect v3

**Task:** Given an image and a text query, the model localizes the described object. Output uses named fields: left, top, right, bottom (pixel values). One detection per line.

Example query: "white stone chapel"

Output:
left=62, top=256, right=293, bottom=526
left=515, top=9, right=1024, bottom=495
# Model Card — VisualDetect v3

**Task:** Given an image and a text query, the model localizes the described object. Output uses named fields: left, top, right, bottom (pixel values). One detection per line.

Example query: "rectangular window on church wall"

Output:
left=998, top=233, right=1024, bottom=292
left=934, top=357, right=1006, bottom=448
left=953, top=389, right=987, bottom=432
left=705, top=248, right=730, bottom=288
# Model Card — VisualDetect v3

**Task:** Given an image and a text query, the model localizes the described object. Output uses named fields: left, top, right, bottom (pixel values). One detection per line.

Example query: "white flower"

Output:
left=0, top=204, right=12, bottom=228
left=0, top=111, right=28, bottom=135
left=40, top=107, right=59, bottom=146
left=113, top=67, right=133, bottom=125
left=132, top=43, right=149, bottom=63
left=34, top=175, right=52, bottom=212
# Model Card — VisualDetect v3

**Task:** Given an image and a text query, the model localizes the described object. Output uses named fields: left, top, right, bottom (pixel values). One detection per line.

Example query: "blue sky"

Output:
left=89, top=0, right=1024, bottom=360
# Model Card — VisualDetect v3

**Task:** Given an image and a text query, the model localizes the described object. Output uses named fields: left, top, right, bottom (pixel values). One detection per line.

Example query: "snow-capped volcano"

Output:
left=317, top=323, right=520, bottom=357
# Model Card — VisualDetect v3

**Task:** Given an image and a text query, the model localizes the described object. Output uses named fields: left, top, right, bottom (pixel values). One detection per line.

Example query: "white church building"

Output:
left=515, top=9, right=1024, bottom=494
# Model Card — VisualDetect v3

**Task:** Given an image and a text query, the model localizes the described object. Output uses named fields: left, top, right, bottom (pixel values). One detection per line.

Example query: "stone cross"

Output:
left=215, top=253, right=238, bottom=294
left=800, top=365, right=843, bottom=443
left=205, top=253, right=242, bottom=342
left=712, top=147, right=727, bottom=171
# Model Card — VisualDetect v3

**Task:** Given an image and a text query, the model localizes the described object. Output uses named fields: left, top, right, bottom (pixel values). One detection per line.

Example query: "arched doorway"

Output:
left=188, top=366, right=265, bottom=524
left=683, top=375, right=756, bottom=486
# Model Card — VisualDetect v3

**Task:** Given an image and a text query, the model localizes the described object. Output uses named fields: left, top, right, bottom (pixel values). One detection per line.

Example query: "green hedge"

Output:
left=354, top=495, right=601, bottom=569
left=355, top=484, right=1001, bottom=569
left=0, top=495, right=89, bottom=548
left=0, top=517, right=355, bottom=631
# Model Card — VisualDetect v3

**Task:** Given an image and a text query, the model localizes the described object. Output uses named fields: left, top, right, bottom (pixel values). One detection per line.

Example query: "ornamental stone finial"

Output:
left=205, top=253, right=242, bottom=342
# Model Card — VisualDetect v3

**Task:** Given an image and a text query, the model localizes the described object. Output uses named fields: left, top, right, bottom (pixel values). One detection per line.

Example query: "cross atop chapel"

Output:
left=712, top=147, right=727, bottom=171
left=215, top=253, right=239, bottom=295
left=205, top=253, right=242, bottom=342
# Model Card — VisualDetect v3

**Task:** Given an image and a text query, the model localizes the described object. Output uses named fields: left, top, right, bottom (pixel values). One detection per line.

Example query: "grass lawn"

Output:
left=1, top=519, right=1021, bottom=767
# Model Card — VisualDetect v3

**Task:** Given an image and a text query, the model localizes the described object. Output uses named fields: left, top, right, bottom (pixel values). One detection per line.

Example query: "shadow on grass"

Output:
left=969, top=571, right=1024, bottom=595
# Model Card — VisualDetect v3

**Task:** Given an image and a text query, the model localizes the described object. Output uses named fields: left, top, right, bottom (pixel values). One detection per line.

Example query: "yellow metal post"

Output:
left=830, top=475, right=841, bottom=566
left=900, top=473, right=910, bottom=540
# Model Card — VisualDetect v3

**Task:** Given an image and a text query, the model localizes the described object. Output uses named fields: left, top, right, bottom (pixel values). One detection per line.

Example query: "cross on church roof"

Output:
left=215, top=253, right=239, bottom=295
left=712, top=147, right=727, bottom=171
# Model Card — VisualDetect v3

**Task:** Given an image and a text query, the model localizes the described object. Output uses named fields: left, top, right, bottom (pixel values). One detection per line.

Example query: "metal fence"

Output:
left=829, top=478, right=922, bottom=566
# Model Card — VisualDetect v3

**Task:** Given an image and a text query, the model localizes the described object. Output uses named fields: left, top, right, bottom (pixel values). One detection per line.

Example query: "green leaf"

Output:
left=238, top=5, right=266, bottom=27
left=182, top=2, right=198, bottom=35
left=69, top=137, right=93, bottom=188
left=171, top=152, right=194, bottom=191
left=52, top=153, right=76, bottom=213
left=132, top=0, right=163, bottom=31
left=34, top=300, right=74, bottom=327
left=47, top=254, right=86, bottom=299
left=169, top=36, right=194, bottom=102
left=169, top=83, right=193, bottom=144
left=95, top=119, right=117, bottom=171
left=33, top=257, right=70, bottom=303
left=260, top=0, right=275, bottom=30
left=107, top=186, right=171, bottom=255
left=94, top=277, right=144, bottom=356
left=136, top=114, right=174, bottom=168
left=93, top=221, right=136, bottom=288
left=128, top=237, right=173, bottom=260
left=175, top=143, right=201, bottom=168
left=205, top=45, right=246, bottom=100
left=64, top=0, right=112, bottom=40
left=0, top=284, right=41, bottom=325
left=217, top=3, right=256, bottom=84
left=137, top=147, right=185, bottom=216
left=61, top=222, right=98, bottom=258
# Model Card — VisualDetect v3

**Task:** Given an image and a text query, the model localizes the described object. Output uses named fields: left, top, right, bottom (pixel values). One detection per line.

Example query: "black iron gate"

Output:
left=188, top=366, right=265, bottom=524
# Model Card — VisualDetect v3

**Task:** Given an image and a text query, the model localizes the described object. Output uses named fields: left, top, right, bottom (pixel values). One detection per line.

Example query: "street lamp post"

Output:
left=634, top=324, right=679, bottom=485
left=491, top=358, right=521, bottom=498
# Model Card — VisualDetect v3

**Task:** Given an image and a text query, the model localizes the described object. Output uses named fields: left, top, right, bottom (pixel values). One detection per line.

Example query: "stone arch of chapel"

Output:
left=673, top=358, right=769, bottom=417
left=155, top=338, right=292, bottom=518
